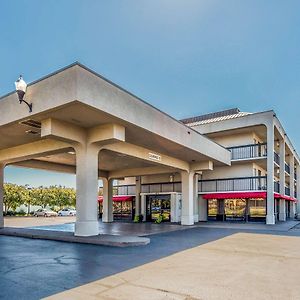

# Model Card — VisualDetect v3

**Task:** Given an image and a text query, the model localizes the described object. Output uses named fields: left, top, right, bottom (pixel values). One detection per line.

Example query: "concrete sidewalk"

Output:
left=44, top=232, right=300, bottom=300
left=0, top=227, right=150, bottom=247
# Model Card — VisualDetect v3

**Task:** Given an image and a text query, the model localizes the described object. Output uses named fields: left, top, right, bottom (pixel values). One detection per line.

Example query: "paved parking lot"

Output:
left=1, top=218, right=300, bottom=299
left=4, top=216, right=76, bottom=228
left=46, top=232, right=300, bottom=300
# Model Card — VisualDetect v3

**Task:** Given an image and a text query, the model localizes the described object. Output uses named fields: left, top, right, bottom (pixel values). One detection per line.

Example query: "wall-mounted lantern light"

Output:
left=15, top=75, right=32, bottom=113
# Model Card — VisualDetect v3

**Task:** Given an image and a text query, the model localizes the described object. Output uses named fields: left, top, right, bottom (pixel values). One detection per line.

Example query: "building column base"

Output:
left=75, top=221, right=99, bottom=236
left=193, top=214, right=199, bottom=223
left=181, top=215, right=194, bottom=225
left=266, top=214, right=275, bottom=225
left=278, top=213, right=286, bottom=222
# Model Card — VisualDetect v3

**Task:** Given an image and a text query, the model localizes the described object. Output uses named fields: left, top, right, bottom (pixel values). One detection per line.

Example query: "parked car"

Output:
left=34, top=208, right=58, bottom=217
left=58, top=208, right=76, bottom=216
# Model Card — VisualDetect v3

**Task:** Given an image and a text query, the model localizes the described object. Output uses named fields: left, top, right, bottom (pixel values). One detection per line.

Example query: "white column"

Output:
left=193, top=174, right=199, bottom=222
left=181, top=171, right=194, bottom=225
left=297, top=164, right=300, bottom=217
left=135, top=176, right=141, bottom=217
left=0, top=163, right=4, bottom=228
left=266, top=124, right=275, bottom=224
left=289, top=156, right=295, bottom=218
left=279, top=139, right=286, bottom=221
left=75, top=145, right=99, bottom=236
left=199, top=194, right=208, bottom=221
left=141, top=194, right=146, bottom=221
left=102, top=178, right=114, bottom=222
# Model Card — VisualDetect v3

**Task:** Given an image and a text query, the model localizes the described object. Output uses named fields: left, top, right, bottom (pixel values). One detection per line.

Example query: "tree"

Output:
left=3, top=184, right=25, bottom=213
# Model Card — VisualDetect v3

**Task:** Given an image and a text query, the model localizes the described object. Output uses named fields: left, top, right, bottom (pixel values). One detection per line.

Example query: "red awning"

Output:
left=274, top=193, right=297, bottom=202
left=98, top=195, right=134, bottom=202
left=202, top=191, right=297, bottom=202
left=202, top=191, right=267, bottom=200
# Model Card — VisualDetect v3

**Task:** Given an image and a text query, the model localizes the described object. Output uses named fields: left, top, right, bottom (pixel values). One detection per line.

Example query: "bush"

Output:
left=133, top=214, right=143, bottom=223
left=4, top=210, right=16, bottom=216
left=16, top=209, right=26, bottom=216
left=155, top=214, right=163, bottom=224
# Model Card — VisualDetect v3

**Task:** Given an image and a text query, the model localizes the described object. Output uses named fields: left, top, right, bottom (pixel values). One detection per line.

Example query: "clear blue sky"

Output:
left=1, top=0, right=300, bottom=188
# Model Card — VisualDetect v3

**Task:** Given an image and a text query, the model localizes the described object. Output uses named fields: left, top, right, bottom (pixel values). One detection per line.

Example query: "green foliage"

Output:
left=133, top=215, right=143, bottom=223
left=3, top=183, right=76, bottom=213
left=155, top=214, right=163, bottom=224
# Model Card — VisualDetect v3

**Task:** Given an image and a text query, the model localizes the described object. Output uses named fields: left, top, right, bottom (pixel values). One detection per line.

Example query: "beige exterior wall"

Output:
left=206, top=132, right=258, bottom=148
left=201, top=164, right=254, bottom=180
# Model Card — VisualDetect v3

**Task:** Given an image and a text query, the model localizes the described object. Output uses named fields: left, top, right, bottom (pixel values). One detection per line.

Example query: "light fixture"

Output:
left=15, top=75, right=32, bottom=113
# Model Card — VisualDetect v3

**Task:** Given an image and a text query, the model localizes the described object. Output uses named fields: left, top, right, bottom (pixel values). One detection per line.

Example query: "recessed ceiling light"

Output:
left=68, top=151, right=76, bottom=155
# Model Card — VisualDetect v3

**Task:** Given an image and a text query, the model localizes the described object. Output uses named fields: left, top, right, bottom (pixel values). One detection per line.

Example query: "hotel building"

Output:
left=115, top=108, right=300, bottom=224
left=0, top=63, right=298, bottom=237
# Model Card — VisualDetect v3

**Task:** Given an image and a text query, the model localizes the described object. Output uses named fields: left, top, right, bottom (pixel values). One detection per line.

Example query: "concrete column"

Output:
left=193, top=174, right=199, bottom=222
left=181, top=171, right=195, bottom=225
left=279, top=139, right=286, bottom=221
left=135, top=176, right=141, bottom=217
left=296, top=164, right=300, bottom=217
left=199, top=194, right=208, bottom=221
left=0, top=163, right=4, bottom=228
left=75, top=145, right=99, bottom=236
left=102, top=178, right=114, bottom=223
left=266, top=124, right=275, bottom=224
left=290, top=156, right=295, bottom=218
left=141, top=194, right=146, bottom=221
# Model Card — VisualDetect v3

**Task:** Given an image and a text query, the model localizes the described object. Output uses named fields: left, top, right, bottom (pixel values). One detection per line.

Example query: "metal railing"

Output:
left=114, top=182, right=182, bottom=195
left=227, top=143, right=267, bottom=160
left=116, top=185, right=136, bottom=195
left=285, top=186, right=290, bottom=196
left=198, top=176, right=267, bottom=193
left=274, top=152, right=280, bottom=165
left=285, top=163, right=291, bottom=174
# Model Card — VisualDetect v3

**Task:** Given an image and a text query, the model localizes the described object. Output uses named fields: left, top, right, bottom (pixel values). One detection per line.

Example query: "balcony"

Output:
left=198, top=176, right=267, bottom=193
left=227, top=143, right=267, bottom=160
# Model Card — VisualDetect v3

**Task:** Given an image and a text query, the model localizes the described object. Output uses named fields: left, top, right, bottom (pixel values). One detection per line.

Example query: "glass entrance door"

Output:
left=225, top=199, right=246, bottom=221
left=146, top=195, right=171, bottom=222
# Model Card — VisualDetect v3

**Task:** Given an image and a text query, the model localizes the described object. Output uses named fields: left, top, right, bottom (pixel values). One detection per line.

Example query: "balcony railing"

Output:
left=227, top=143, right=267, bottom=160
left=115, top=185, right=136, bottom=195
left=115, top=182, right=182, bottom=195
left=112, top=177, right=285, bottom=195
left=285, top=163, right=291, bottom=174
left=198, top=176, right=267, bottom=193
left=274, top=152, right=280, bottom=165
left=285, top=186, right=290, bottom=196
left=274, top=181, right=280, bottom=193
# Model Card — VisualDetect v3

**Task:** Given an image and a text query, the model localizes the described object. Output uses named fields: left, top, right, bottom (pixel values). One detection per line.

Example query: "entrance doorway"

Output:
left=146, top=195, right=171, bottom=222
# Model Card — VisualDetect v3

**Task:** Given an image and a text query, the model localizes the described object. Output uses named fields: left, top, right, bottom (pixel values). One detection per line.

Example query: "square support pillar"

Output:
left=266, top=124, right=275, bottom=224
left=181, top=171, right=195, bottom=225
left=297, top=164, right=300, bottom=217
left=141, top=194, right=146, bottom=221
left=199, top=194, right=208, bottom=221
left=289, top=156, right=295, bottom=219
left=193, top=174, right=199, bottom=222
left=0, top=164, right=4, bottom=228
left=279, top=139, right=286, bottom=221
left=135, top=176, right=141, bottom=217
left=102, top=178, right=114, bottom=223
left=75, top=145, right=100, bottom=236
